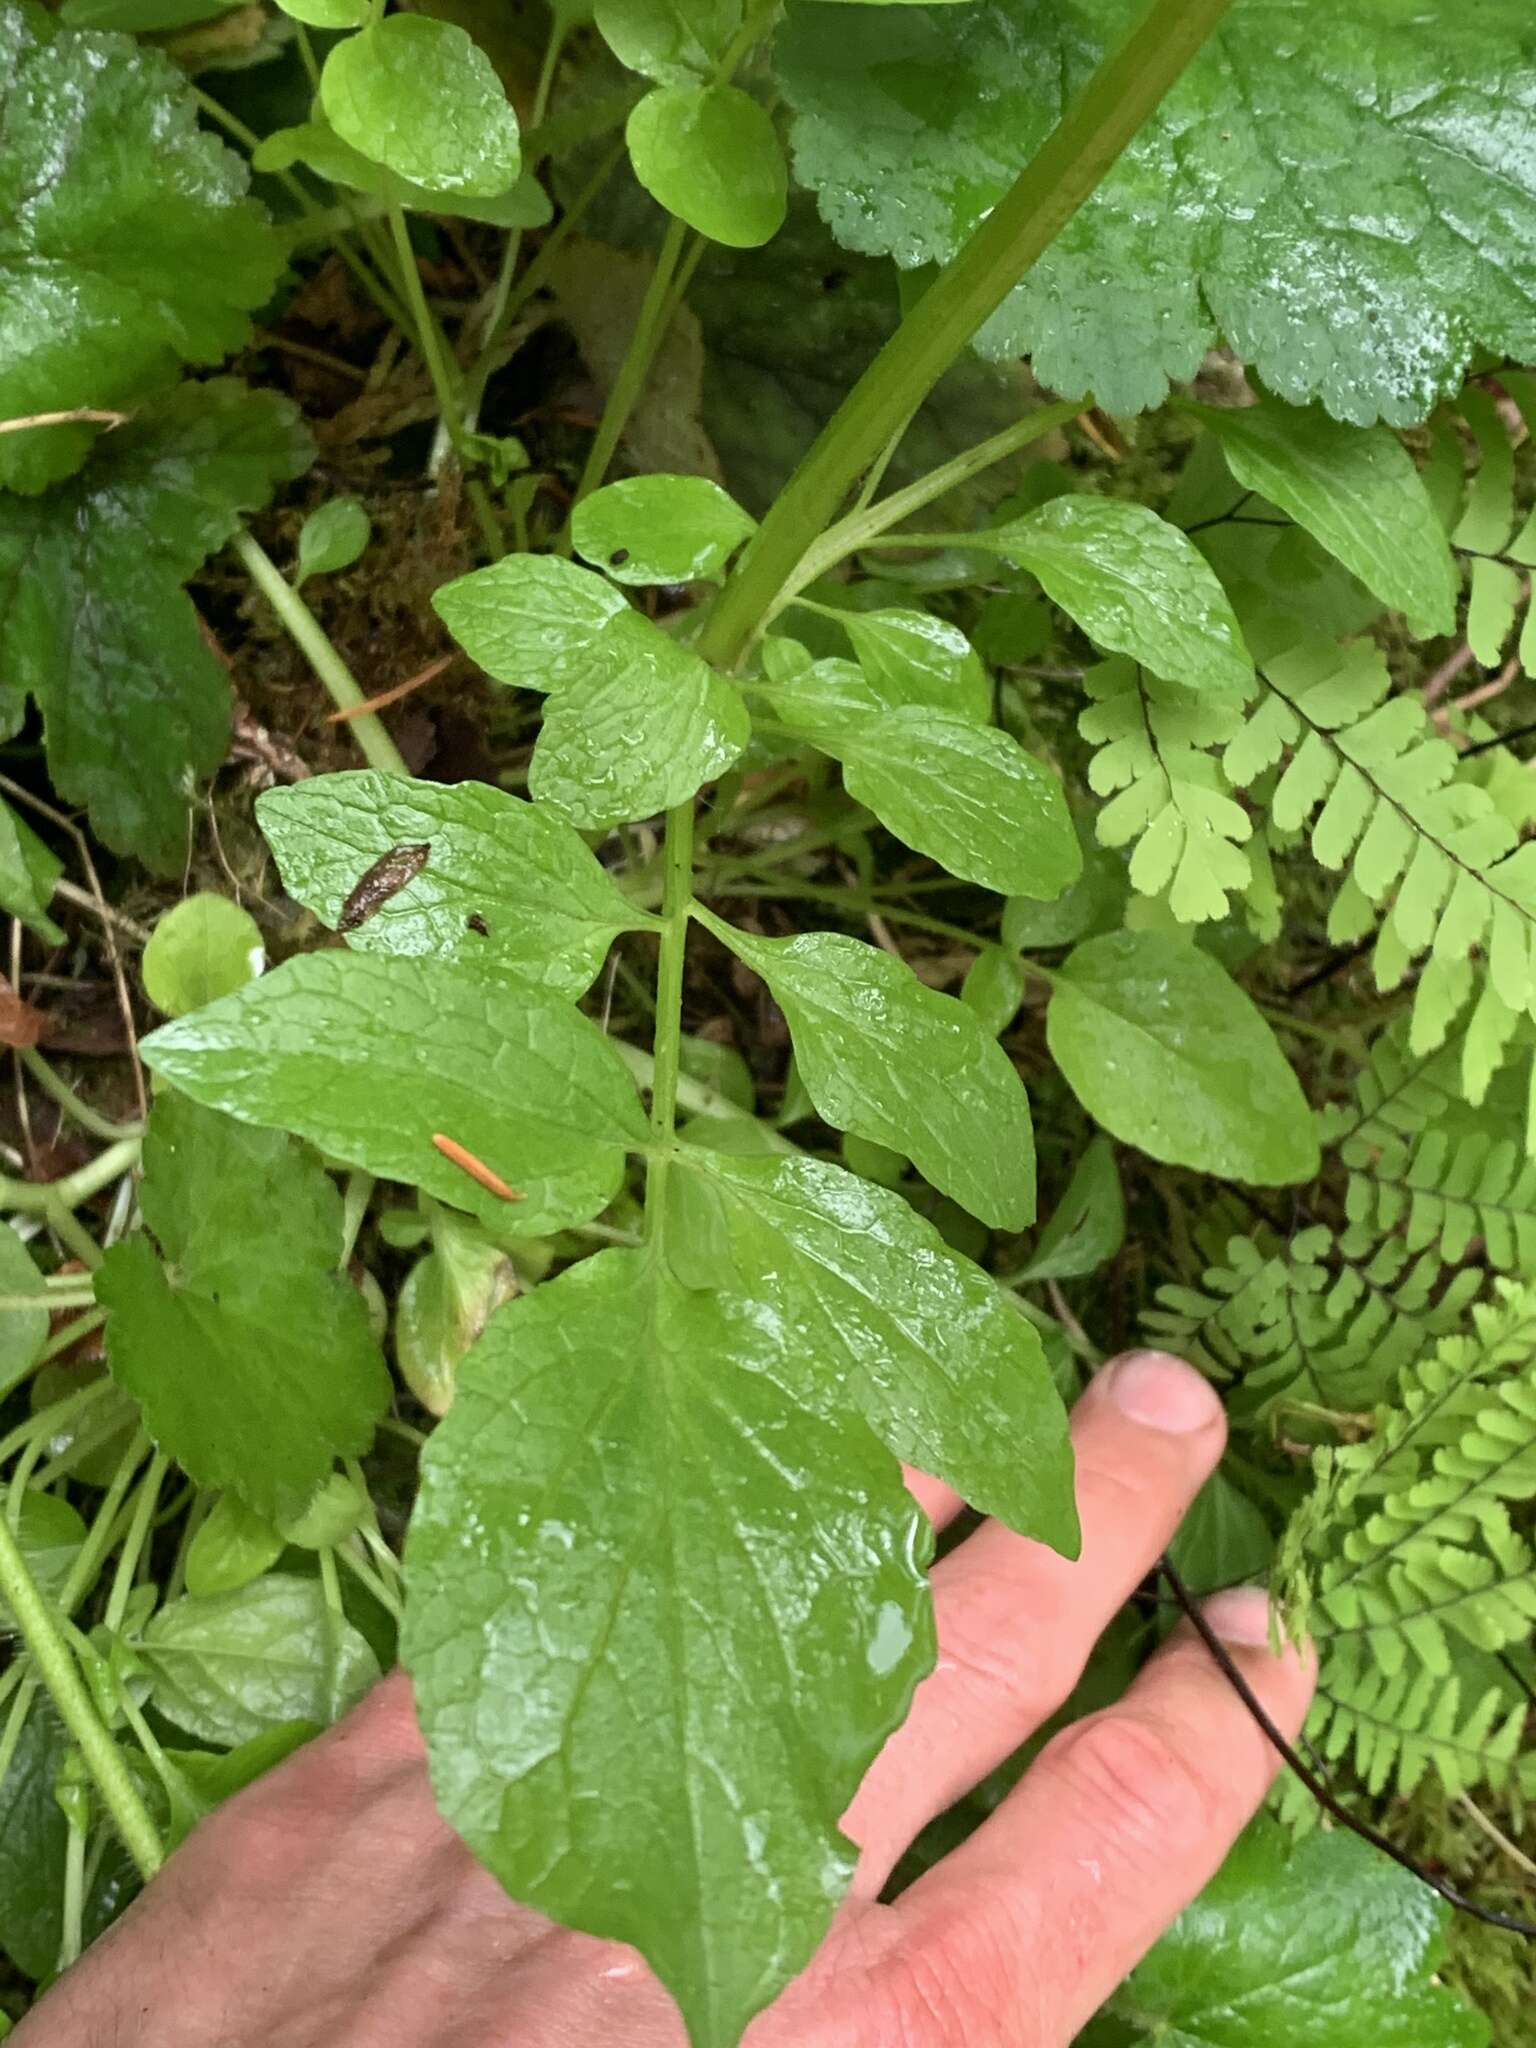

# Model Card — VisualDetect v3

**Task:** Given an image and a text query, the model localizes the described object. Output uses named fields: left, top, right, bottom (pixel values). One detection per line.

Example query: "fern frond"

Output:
left=1144, top=1223, right=1479, bottom=1415
left=1277, top=1283, right=1536, bottom=1805
left=1430, top=376, right=1536, bottom=675
left=1226, top=611, right=1536, bottom=1092
left=1078, top=657, right=1250, bottom=922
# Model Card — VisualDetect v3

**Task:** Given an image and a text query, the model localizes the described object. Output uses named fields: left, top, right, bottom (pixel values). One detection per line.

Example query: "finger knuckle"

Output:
left=1040, top=1709, right=1221, bottom=1873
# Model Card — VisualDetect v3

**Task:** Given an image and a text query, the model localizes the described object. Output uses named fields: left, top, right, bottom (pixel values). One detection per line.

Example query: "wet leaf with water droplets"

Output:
left=403, top=1248, right=933, bottom=2048
left=258, top=771, right=659, bottom=997
left=701, top=916, right=1035, bottom=1228
left=777, top=1, right=1536, bottom=426
left=139, top=952, right=648, bottom=1234
left=1046, top=930, right=1319, bottom=1185
left=681, top=1149, right=1078, bottom=1544
left=976, top=498, right=1253, bottom=695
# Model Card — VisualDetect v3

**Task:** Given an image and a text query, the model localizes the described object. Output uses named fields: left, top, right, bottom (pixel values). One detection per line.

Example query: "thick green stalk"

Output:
left=231, top=531, right=410, bottom=775
left=18, top=1049, right=143, bottom=1144
left=0, top=1508, right=163, bottom=1881
left=698, top=0, right=1233, bottom=669
left=0, top=1135, right=140, bottom=1217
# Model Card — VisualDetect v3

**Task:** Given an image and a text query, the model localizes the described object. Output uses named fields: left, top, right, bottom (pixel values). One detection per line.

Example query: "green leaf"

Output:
left=404, top=1247, right=933, bottom=2048
left=776, top=1, right=1536, bottom=426
left=278, top=1470, right=365, bottom=1551
left=274, top=0, right=364, bottom=24
left=1192, top=398, right=1458, bottom=638
left=433, top=554, right=750, bottom=827
left=0, top=1707, right=131, bottom=1979
left=184, top=1491, right=285, bottom=1600
left=841, top=707, right=1082, bottom=899
left=0, top=1495, right=86, bottom=1626
left=1015, top=1135, right=1124, bottom=1284
left=98, top=1091, right=390, bottom=1524
left=978, top=498, right=1252, bottom=694
left=0, top=5, right=286, bottom=493
left=139, top=951, right=649, bottom=1235
left=140, top=1575, right=380, bottom=1747
left=395, top=1209, right=516, bottom=1418
left=0, top=796, right=63, bottom=945
left=170, top=1721, right=320, bottom=1814
left=60, top=0, right=244, bottom=25
left=257, top=771, right=658, bottom=998
left=1046, top=931, right=1319, bottom=1185
left=252, top=119, right=551, bottom=229
left=1166, top=1470, right=1272, bottom=1598
left=627, top=83, right=787, bottom=248
left=320, top=16, right=521, bottom=198
left=530, top=610, right=750, bottom=829
left=571, top=474, right=756, bottom=585
left=141, top=893, right=265, bottom=1018
left=295, top=496, right=370, bottom=586
left=432, top=553, right=630, bottom=693
left=839, top=608, right=990, bottom=722
left=960, top=943, right=1025, bottom=1036
left=1109, top=1819, right=1489, bottom=2046
left=0, top=1220, right=47, bottom=1402
left=680, top=1147, right=1078, bottom=1542
left=703, top=917, right=1034, bottom=1228
left=595, top=0, right=741, bottom=82
left=0, top=379, right=312, bottom=866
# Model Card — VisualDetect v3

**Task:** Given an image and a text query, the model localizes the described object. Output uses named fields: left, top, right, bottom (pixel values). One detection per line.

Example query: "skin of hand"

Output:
left=15, top=1351, right=1314, bottom=2048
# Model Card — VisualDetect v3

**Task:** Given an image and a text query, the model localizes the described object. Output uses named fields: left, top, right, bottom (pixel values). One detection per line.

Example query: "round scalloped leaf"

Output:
left=320, top=15, right=521, bottom=199
left=0, top=4, right=288, bottom=492
left=627, top=83, right=787, bottom=248
left=776, top=0, right=1536, bottom=425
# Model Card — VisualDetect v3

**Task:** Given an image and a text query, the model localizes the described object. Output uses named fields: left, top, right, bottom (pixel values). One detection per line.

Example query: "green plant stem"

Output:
left=385, top=205, right=467, bottom=441
left=0, top=1502, right=163, bottom=1881
left=104, top=1450, right=165, bottom=1633
left=33, top=1306, right=108, bottom=1369
left=58, top=1813, right=86, bottom=1972
left=698, top=0, right=1234, bottom=671
left=646, top=802, right=696, bottom=1175
left=0, top=1136, right=139, bottom=1219
left=230, top=530, right=409, bottom=775
left=17, top=1048, right=144, bottom=1144
left=190, top=90, right=409, bottom=333
left=0, top=1379, right=111, bottom=1469
left=783, top=396, right=1085, bottom=609
left=570, top=213, right=691, bottom=514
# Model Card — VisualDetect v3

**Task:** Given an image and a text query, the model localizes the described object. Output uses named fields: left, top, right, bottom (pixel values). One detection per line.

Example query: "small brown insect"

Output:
left=466, top=912, right=490, bottom=937
left=431, top=1133, right=526, bottom=1203
left=338, top=843, right=431, bottom=932
left=609, top=548, right=630, bottom=566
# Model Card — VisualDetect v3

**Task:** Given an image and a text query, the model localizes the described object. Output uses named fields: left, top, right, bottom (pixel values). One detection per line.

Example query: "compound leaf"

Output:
left=98, top=1091, right=391, bottom=1525
left=0, top=379, right=312, bottom=866
left=703, top=917, right=1035, bottom=1227
left=403, top=1247, right=933, bottom=2048
left=0, top=3, right=287, bottom=492
left=777, top=0, right=1536, bottom=425
left=1046, top=931, right=1319, bottom=1185
left=258, top=771, right=658, bottom=998
left=140, top=952, right=649, bottom=1235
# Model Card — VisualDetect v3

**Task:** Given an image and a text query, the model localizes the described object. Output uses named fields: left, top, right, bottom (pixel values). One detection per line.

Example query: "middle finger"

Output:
left=845, top=1349, right=1226, bottom=1895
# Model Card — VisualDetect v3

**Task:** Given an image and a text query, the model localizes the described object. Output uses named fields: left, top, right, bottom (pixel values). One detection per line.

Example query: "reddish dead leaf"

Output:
left=0, top=984, right=48, bottom=1047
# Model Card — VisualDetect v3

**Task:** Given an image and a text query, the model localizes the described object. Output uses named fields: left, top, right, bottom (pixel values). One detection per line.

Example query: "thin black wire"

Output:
left=1158, top=1556, right=1536, bottom=1937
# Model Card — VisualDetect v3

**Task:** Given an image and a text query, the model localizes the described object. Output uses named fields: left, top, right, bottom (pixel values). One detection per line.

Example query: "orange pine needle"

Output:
left=430, top=1133, right=526, bottom=1202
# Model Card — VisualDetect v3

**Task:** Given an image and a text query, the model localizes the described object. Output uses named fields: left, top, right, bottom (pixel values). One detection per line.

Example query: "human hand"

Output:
left=15, top=1350, right=1313, bottom=2048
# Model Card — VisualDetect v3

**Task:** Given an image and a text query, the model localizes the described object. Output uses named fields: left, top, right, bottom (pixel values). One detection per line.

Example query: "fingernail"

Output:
left=1101, top=1350, right=1221, bottom=1434
left=1201, top=1587, right=1275, bottom=1649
